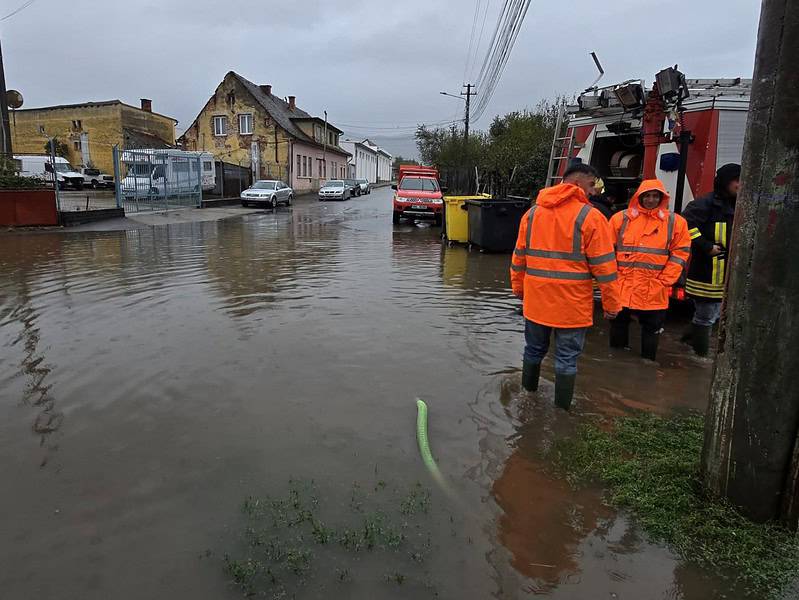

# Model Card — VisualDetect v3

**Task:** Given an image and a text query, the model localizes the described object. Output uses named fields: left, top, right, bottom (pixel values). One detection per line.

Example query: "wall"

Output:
left=377, top=153, right=392, bottom=182
left=0, top=189, right=58, bottom=226
left=120, top=105, right=176, bottom=147
left=9, top=104, right=123, bottom=174
left=180, top=75, right=293, bottom=183
left=291, top=140, right=349, bottom=192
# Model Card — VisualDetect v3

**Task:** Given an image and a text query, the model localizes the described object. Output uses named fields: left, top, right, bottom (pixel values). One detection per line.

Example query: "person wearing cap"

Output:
left=680, top=163, right=741, bottom=356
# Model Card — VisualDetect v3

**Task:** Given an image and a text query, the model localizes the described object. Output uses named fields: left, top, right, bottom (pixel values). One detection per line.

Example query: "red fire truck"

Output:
left=547, top=67, right=751, bottom=216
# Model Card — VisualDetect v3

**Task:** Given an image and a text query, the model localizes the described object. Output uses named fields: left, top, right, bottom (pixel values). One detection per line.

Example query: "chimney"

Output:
left=259, top=84, right=272, bottom=96
left=140, top=98, right=152, bottom=112
left=288, top=95, right=296, bottom=111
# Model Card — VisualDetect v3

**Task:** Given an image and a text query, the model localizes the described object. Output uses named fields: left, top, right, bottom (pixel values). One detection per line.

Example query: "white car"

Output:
left=81, top=167, right=114, bottom=189
left=240, top=180, right=294, bottom=208
left=318, top=180, right=351, bottom=201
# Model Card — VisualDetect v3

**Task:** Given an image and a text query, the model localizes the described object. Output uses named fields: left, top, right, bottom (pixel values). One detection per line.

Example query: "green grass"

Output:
left=224, top=479, right=437, bottom=598
left=551, top=413, right=799, bottom=598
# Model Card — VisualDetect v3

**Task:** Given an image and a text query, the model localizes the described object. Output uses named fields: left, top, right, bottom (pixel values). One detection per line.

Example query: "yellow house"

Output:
left=10, top=99, right=176, bottom=175
left=179, top=71, right=350, bottom=193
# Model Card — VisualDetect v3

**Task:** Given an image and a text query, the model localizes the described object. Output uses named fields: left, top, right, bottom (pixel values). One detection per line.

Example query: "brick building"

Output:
left=9, top=99, right=176, bottom=175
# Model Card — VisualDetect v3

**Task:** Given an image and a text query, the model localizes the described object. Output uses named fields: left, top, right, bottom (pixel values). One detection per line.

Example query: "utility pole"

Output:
left=701, top=0, right=799, bottom=529
left=323, top=110, right=328, bottom=179
left=0, top=38, right=13, bottom=156
left=461, top=83, right=477, bottom=144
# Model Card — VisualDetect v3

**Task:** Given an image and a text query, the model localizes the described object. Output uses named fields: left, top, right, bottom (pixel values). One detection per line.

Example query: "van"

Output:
left=120, top=149, right=215, bottom=200
left=15, top=155, right=85, bottom=190
left=81, top=167, right=114, bottom=189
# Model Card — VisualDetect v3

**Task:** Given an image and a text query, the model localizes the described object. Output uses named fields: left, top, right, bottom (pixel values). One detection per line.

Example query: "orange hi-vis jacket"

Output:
left=510, top=183, right=622, bottom=328
left=609, top=179, right=691, bottom=311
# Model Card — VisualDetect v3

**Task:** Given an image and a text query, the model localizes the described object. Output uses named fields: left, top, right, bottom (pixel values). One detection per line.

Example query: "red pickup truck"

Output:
left=392, top=166, right=444, bottom=225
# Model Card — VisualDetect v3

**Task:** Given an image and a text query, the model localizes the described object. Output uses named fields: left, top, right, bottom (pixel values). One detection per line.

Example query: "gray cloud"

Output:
left=3, top=0, right=760, bottom=158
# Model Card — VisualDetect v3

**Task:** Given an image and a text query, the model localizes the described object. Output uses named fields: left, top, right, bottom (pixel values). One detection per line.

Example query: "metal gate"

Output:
left=114, top=147, right=203, bottom=213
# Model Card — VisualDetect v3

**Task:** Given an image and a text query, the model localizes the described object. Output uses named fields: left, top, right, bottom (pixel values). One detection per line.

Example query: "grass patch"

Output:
left=224, top=479, right=438, bottom=598
left=551, top=412, right=799, bottom=598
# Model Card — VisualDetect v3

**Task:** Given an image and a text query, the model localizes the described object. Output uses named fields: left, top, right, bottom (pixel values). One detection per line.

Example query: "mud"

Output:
left=0, top=187, right=742, bottom=598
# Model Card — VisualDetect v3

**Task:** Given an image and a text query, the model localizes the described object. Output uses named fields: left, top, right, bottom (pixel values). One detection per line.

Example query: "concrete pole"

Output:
left=701, top=0, right=799, bottom=528
left=0, top=39, right=13, bottom=156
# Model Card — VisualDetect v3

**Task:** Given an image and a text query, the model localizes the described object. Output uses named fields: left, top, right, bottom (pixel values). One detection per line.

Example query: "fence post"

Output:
left=113, top=145, right=121, bottom=209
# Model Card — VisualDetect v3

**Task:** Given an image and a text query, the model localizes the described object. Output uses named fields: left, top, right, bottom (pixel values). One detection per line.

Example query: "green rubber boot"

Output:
left=522, top=361, right=540, bottom=392
left=554, top=373, right=577, bottom=411
left=691, top=324, right=711, bottom=357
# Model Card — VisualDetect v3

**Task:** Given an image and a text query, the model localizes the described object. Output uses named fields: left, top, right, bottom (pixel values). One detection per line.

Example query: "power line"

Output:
left=462, top=0, right=483, bottom=84
left=1, top=0, right=36, bottom=21
left=468, top=0, right=493, bottom=83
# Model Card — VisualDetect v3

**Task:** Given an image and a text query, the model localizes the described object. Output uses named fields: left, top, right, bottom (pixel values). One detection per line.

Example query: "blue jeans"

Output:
left=692, top=300, right=722, bottom=326
left=524, top=320, right=588, bottom=376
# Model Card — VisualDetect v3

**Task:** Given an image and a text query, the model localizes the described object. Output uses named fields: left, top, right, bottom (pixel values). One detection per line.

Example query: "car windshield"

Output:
left=54, top=163, right=76, bottom=173
left=325, top=181, right=344, bottom=188
left=253, top=181, right=276, bottom=190
left=399, top=177, right=439, bottom=192
left=126, top=163, right=152, bottom=177
left=357, top=179, right=367, bottom=184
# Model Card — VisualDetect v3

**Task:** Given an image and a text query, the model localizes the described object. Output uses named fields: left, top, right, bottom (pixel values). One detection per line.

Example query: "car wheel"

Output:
left=270, top=196, right=278, bottom=209
left=90, top=180, right=98, bottom=189
left=241, top=202, right=249, bottom=208
left=286, top=194, right=293, bottom=206
left=392, top=211, right=401, bottom=224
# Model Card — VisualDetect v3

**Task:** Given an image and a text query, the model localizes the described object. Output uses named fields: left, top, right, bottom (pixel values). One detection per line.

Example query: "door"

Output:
left=279, top=182, right=290, bottom=201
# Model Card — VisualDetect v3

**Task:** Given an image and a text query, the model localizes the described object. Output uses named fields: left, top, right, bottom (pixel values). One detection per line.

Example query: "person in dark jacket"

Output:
left=589, top=178, right=614, bottom=220
left=680, top=163, right=741, bottom=356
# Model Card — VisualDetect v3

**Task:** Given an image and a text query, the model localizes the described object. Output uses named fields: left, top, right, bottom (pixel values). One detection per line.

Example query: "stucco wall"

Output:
left=291, top=141, right=349, bottom=193
left=180, top=75, right=293, bottom=182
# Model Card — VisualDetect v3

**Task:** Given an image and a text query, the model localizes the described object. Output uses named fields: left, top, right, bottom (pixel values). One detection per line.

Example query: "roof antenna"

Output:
left=585, top=51, right=605, bottom=91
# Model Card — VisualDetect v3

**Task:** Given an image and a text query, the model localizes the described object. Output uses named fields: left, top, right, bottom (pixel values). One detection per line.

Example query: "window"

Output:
left=297, top=155, right=301, bottom=177
left=72, top=120, right=82, bottom=131
left=203, top=161, right=213, bottom=172
left=213, top=116, right=228, bottom=136
left=238, top=113, right=253, bottom=135
left=73, top=140, right=81, bottom=150
left=308, top=157, right=313, bottom=178
left=302, top=156, right=307, bottom=177
left=399, top=177, right=440, bottom=192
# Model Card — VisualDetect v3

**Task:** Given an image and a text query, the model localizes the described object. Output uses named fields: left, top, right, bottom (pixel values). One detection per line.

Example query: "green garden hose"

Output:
left=416, top=398, right=451, bottom=496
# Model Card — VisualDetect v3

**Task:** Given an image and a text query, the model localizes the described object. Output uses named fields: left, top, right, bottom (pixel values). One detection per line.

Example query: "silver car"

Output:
left=357, top=179, right=371, bottom=195
left=241, top=180, right=294, bottom=208
left=318, top=180, right=351, bottom=201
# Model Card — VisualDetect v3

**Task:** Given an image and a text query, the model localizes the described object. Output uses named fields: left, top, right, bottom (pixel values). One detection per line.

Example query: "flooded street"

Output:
left=0, top=186, right=735, bottom=599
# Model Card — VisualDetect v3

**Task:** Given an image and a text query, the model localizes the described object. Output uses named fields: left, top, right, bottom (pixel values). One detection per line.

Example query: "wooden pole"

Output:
left=701, top=0, right=799, bottom=528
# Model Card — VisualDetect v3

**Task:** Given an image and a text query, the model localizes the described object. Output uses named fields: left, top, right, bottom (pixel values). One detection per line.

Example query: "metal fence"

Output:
left=114, top=147, right=203, bottom=213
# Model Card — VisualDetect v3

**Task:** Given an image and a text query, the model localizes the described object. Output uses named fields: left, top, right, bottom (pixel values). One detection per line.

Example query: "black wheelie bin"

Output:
left=466, top=198, right=530, bottom=252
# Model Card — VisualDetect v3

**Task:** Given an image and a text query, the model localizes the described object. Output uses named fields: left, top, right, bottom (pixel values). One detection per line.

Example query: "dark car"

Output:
left=343, top=179, right=361, bottom=197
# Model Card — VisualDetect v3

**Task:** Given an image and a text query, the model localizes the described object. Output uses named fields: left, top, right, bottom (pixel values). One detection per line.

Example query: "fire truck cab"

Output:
left=548, top=68, right=751, bottom=215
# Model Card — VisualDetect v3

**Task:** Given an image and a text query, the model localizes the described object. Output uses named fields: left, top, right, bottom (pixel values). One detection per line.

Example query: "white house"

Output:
left=376, top=148, right=392, bottom=183
left=341, top=139, right=378, bottom=183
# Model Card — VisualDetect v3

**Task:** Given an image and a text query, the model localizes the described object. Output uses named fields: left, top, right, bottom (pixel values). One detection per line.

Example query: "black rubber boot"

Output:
left=522, top=361, right=540, bottom=392
left=641, top=330, right=660, bottom=361
left=554, top=373, right=576, bottom=411
left=679, top=326, right=693, bottom=345
left=609, top=320, right=630, bottom=349
left=691, top=324, right=711, bottom=357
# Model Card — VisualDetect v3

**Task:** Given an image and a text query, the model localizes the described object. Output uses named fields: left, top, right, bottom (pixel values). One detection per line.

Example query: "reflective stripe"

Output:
left=525, top=268, right=592, bottom=280
left=522, top=203, right=591, bottom=263
left=572, top=204, right=592, bottom=256
left=619, top=246, right=670, bottom=256
left=526, top=248, right=585, bottom=260
left=676, top=246, right=692, bottom=253
left=616, top=210, right=670, bottom=255
left=524, top=205, right=537, bottom=250
left=618, top=261, right=664, bottom=271
left=587, top=251, right=615, bottom=265
left=667, top=212, right=675, bottom=247
left=514, top=248, right=525, bottom=257
left=668, top=255, right=687, bottom=266
left=617, top=213, right=630, bottom=250
left=595, top=272, right=618, bottom=283
left=511, top=264, right=525, bottom=272
left=686, top=278, right=724, bottom=291
left=689, top=228, right=702, bottom=240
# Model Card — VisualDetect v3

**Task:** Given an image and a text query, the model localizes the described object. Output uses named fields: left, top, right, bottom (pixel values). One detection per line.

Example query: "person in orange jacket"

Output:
left=608, top=179, right=691, bottom=360
left=510, top=163, right=621, bottom=410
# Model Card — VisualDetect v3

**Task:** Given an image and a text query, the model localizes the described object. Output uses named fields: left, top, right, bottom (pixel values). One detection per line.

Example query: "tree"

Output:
left=392, top=155, right=418, bottom=170
left=43, top=137, right=70, bottom=159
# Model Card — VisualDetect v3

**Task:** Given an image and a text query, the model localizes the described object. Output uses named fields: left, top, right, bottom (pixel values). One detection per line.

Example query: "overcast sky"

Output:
left=2, top=0, right=760, bottom=158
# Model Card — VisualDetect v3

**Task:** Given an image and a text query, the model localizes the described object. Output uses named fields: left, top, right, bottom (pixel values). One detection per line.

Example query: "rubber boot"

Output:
left=691, top=324, right=711, bottom=357
left=522, top=361, right=540, bottom=392
left=554, top=373, right=577, bottom=411
left=641, top=330, right=660, bottom=361
left=609, top=320, right=629, bottom=349
left=679, top=326, right=693, bottom=345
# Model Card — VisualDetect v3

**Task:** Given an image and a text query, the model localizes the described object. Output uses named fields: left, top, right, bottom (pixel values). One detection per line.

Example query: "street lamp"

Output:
left=439, top=91, right=465, bottom=102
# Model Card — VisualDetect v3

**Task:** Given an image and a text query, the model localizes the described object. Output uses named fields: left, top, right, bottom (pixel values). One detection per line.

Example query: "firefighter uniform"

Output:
left=681, top=163, right=740, bottom=356
left=510, top=182, right=621, bottom=410
left=608, top=179, right=691, bottom=360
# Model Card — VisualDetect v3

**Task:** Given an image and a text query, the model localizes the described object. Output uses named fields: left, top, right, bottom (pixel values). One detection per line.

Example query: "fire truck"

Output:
left=547, top=66, right=751, bottom=216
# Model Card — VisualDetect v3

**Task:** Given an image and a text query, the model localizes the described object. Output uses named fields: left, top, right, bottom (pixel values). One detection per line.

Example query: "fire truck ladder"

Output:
left=546, top=104, right=577, bottom=187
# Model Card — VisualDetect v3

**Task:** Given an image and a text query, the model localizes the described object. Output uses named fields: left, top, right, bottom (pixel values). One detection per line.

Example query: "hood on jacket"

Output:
left=536, top=183, right=588, bottom=208
left=714, top=163, right=741, bottom=198
left=627, top=179, right=670, bottom=219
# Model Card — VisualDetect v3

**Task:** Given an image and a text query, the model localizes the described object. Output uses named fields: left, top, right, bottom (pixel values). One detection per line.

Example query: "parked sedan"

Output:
left=343, top=178, right=362, bottom=197
left=318, top=180, right=351, bottom=201
left=241, top=180, right=294, bottom=208
left=357, top=179, right=371, bottom=195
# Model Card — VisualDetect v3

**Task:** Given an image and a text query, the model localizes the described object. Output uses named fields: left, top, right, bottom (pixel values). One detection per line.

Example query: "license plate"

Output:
left=412, top=205, right=427, bottom=210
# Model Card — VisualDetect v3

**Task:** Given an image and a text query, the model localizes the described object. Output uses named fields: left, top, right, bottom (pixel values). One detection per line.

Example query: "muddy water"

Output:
left=0, top=187, right=739, bottom=599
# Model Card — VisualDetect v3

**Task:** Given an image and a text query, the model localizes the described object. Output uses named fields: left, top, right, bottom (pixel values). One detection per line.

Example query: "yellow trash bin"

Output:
left=445, top=195, right=486, bottom=243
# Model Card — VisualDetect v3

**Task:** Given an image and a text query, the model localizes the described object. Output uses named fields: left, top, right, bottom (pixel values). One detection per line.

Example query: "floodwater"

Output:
left=0, top=186, right=740, bottom=599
